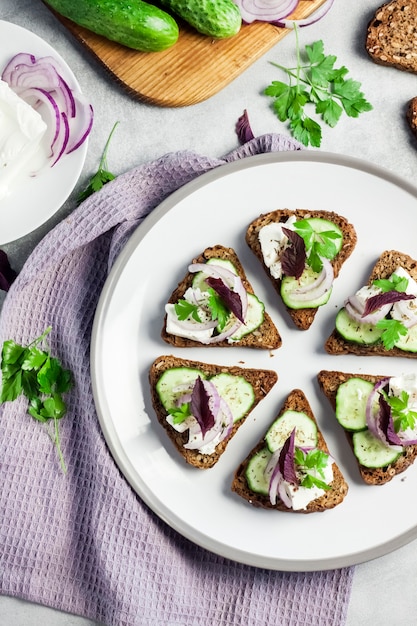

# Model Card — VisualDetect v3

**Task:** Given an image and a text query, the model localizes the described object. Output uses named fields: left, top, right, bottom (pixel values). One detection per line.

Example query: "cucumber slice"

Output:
left=265, top=410, right=318, bottom=453
left=335, top=308, right=384, bottom=344
left=302, top=217, right=343, bottom=259
left=229, top=294, right=265, bottom=341
left=335, top=378, right=375, bottom=432
left=156, top=367, right=204, bottom=411
left=352, top=429, right=402, bottom=468
left=281, top=267, right=332, bottom=309
left=394, top=323, right=417, bottom=353
left=209, top=373, right=255, bottom=422
left=191, top=258, right=237, bottom=292
left=245, top=447, right=272, bottom=495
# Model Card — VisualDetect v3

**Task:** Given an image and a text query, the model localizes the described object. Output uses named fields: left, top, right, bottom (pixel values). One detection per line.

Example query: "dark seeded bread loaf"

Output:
left=149, top=355, right=278, bottom=469
left=245, top=209, right=357, bottom=330
left=231, top=388, right=349, bottom=512
left=325, top=250, right=417, bottom=357
left=366, top=1, right=417, bottom=74
left=318, top=369, right=417, bottom=485
left=161, top=245, right=282, bottom=349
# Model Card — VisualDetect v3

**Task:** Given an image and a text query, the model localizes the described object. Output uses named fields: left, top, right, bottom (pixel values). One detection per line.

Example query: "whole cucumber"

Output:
left=44, top=0, right=179, bottom=52
left=158, top=0, right=242, bottom=39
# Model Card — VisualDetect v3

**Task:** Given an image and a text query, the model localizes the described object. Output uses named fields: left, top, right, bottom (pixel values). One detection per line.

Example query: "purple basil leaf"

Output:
left=378, top=395, right=403, bottom=446
left=280, top=228, right=306, bottom=280
left=236, top=109, right=255, bottom=145
left=0, top=250, right=17, bottom=291
left=205, top=276, right=244, bottom=323
left=190, top=376, right=215, bottom=436
left=363, top=290, right=415, bottom=316
left=278, top=428, right=299, bottom=485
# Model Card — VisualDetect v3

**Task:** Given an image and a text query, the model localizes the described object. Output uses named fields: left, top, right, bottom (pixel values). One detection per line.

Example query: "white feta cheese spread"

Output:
left=0, top=80, right=47, bottom=200
left=390, top=267, right=417, bottom=325
left=165, top=287, right=214, bottom=342
left=281, top=459, right=334, bottom=511
left=258, top=216, right=297, bottom=279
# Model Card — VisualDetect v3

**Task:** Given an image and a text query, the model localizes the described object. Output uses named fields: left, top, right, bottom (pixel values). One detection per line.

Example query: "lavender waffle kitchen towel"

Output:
left=0, top=134, right=354, bottom=626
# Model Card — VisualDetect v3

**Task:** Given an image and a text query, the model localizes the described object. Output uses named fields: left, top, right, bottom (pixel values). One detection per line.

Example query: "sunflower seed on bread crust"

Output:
left=318, top=370, right=417, bottom=485
left=366, top=1, right=417, bottom=74
left=245, top=209, right=357, bottom=330
left=231, top=388, right=348, bottom=512
left=149, top=355, right=278, bottom=469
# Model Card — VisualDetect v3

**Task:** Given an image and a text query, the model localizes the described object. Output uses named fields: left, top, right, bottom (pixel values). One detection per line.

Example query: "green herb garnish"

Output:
left=77, top=121, right=119, bottom=205
left=168, top=402, right=191, bottom=425
left=174, top=299, right=201, bottom=322
left=207, top=288, right=230, bottom=331
left=294, top=219, right=341, bottom=272
left=375, top=318, right=408, bottom=350
left=264, top=31, right=373, bottom=147
left=382, top=390, right=417, bottom=433
left=0, top=327, right=73, bottom=473
left=294, top=447, right=331, bottom=491
left=373, top=275, right=409, bottom=293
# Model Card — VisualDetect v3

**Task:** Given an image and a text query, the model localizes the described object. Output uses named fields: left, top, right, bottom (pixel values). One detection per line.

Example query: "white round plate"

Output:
left=91, top=151, right=417, bottom=571
left=0, top=20, right=88, bottom=244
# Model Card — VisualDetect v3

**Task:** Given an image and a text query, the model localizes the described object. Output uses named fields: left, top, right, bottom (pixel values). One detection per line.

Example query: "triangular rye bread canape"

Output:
left=162, top=245, right=282, bottom=349
left=245, top=209, right=357, bottom=330
left=325, top=250, right=417, bottom=358
left=149, top=355, right=278, bottom=469
left=231, top=388, right=348, bottom=512
left=318, top=370, right=417, bottom=485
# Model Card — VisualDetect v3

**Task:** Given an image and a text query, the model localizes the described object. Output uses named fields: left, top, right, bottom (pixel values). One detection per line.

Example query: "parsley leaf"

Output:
left=382, top=390, right=417, bottom=433
left=0, top=326, right=73, bottom=473
left=207, top=288, right=230, bottom=331
left=373, top=275, right=409, bottom=293
left=77, top=121, right=119, bottom=205
left=293, top=219, right=341, bottom=272
left=293, top=447, right=331, bottom=491
left=168, top=402, right=191, bottom=425
left=375, top=318, right=408, bottom=350
left=264, top=28, right=373, bottom=146
left=174, top=299, right=201, bottom=322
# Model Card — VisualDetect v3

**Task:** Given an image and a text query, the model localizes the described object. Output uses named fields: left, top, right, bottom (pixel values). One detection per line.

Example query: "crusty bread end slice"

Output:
left=149, top=355, right=278, bottom=469
left=231, top=388, right=349, bottom=512
left=161, top=245, right=282, bottom=350
left=245, top=209, right=357, bottom=330
left=366, top=1, right=417, bottom=74
left=318, top=369, right=417, bottom=485
left=325, top=250, right=417, bottom=358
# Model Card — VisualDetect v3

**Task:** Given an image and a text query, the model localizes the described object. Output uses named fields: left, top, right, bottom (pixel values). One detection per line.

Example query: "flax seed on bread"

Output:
left=161, top=245, right=282, bottom=349
left=231, top=388, right=349, bottom=512
left=325, top=250, right=417, bottom=357
left=245, top=209, right=357, bottom=330
left=318, top=369, right=417, bottom=485
left=366, top=1, right=417, bottom=74
left=149, top=355, right=278, bottom=469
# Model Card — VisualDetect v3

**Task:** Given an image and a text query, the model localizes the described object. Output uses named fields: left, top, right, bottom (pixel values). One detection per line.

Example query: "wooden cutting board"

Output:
left=46, top=0, right=327, bottom=107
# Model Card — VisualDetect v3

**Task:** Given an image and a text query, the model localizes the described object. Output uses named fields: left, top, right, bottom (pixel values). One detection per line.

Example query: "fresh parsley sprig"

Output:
left=383, top=390, right=417, bottom=433
left=294, top=447, right=331, bottom=491
left=0, top=326, right=73, bottom=473
left=77, top=121, right=119, bottom=205
left=264, top=29, right=373, bottom=147
left=294, top=219, right=341, bottom=272
left=376, top=318, right=407, bottom=350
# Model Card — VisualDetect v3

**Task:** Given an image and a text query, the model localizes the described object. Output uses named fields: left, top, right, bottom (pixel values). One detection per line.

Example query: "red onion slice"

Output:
left=274, top=0, right=335, bottom=27
left=234, top=0, right=299, bottom=24
left=365, top=379, right=403, bottom=451
left=345, top=296, right=391, bottom=325
left=287, top=257, right=334, bottom=303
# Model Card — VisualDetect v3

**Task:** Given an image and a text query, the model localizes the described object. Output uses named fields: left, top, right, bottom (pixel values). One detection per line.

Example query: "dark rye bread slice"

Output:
left=149, top=355, right=278, bottom=469
left=325, top=249, right=417, bottom=357
left=318, top=369, right=417, bottom=485
left=407, top=96, right=417, bottom=137
left=161, top=245, right=282, bottom=349
left=231, top=388, right=349, bottom=513
left=366, top=1, right=417, bottom=74
left=245, top=209, right=357, bottom=330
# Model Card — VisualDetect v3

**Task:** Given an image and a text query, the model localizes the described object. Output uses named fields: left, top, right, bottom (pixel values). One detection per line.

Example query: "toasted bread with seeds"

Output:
left=325, top=250, right=417, bottom=358
left=231, top=388, right=348, bottom=512
left=366, top=1, right=417, bottom=74
left=149, top=355, right=278, bottom=469
left=245, top=209, right=357, bottom=330
left=318, top=369, right=417, bottom=485
left=161, top=245, right=281, bottom=349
